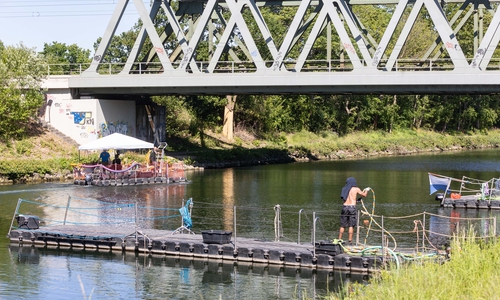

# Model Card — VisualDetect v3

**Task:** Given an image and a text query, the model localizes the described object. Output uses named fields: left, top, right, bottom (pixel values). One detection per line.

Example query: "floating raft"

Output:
left=8, top=225, right=387, bottom=274
left=438, top=195, right=500, bottom=209
left=73, top=177, right=189, bottom=186
left=72, top=162, right=189, bottom=187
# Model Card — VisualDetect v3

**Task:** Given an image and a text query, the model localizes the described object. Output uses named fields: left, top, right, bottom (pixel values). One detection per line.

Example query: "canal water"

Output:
left=1, top=149, right=500, bottom=299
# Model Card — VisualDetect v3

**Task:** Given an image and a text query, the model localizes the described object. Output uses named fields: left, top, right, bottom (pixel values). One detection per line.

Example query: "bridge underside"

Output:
left=70, top=72, right=500, bottom=98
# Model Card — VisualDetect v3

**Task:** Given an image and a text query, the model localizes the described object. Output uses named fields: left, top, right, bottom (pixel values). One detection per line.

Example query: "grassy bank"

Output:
left=2, top=128, right=500, bottom=182
left=327, top=233, right=500, bottom=300
left=285, top=129, right=500, bottom=159
left=191, top=128, right=500, bottom=164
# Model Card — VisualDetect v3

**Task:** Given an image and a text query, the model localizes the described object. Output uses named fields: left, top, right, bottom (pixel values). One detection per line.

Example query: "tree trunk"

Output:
left=223, top=95, right=237, bottom=140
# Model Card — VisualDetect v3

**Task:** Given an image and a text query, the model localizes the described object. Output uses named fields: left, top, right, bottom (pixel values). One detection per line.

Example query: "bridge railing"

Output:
left=43, top=58, right=498, bottom=76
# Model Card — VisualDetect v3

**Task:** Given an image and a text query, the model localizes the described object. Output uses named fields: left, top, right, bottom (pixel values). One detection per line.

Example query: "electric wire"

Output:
left=0, top=0, right=149, bottom=18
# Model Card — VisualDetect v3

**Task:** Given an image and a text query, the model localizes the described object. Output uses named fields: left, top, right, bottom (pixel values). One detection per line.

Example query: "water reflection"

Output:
left=428, top=208, right=495, bottom=247
left=3, top=148, right=500, bottom=298
left=8, top=244, right=359, bottom=299
left=222, top=168, right=234, bottom=231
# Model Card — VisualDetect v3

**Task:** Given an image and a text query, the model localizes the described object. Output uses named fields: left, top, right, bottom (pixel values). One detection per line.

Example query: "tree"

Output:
left=41, top=42, right=91, bottom=75
left=96, top=29, right=139, bottom=65
left=0, top=44, right=46, bottom=140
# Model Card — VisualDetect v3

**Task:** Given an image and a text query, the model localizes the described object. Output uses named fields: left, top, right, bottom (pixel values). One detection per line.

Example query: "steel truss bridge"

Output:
left=69, top=0, right=500, bottom=98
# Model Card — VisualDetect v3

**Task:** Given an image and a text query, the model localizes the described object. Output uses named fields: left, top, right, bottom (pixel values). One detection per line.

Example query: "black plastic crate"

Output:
left=201, top=230, right=232, bottom=244
left=314, top=240, right=343, bottom=256
left=16, top=215, right=40, bottom=230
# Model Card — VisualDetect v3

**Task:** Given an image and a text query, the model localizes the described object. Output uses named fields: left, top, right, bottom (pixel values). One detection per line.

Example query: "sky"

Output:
left=0, top=0, right=148, bottom=53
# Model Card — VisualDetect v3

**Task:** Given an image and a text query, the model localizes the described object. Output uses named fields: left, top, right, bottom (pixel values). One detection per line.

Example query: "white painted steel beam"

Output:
left=69, top=71, right=500, bottom=95
left=74, top=0, right=500, bottom=96
left=84, top=0, right=129, bottom=74
left=473, top=6, right=500, bottom=69
left=119, top=0, right=162, bottom=75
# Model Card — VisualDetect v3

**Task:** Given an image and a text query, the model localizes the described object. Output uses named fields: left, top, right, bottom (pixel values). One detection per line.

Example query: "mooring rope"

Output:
left=413, top=219, right=439, bottom=251
left=359, top=188, right=398, bottom=251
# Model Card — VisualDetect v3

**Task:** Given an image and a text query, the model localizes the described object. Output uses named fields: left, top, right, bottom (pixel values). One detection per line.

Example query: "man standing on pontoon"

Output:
left=99, top=149, right=110, bottom=166
left=339, top=177, right=369, bottom=245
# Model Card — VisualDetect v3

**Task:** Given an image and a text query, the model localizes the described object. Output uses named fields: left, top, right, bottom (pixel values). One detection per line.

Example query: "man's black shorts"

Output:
left=340, top=205, right=357, bottom=228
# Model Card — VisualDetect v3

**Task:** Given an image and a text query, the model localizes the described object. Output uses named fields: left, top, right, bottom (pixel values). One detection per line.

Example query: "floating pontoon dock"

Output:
left=8, top=225, right=385, bottom=274
left=9, top=196, right=462, bottom=274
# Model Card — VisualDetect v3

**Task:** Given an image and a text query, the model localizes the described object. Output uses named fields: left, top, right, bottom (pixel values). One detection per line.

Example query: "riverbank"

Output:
left=189, top=128, right=500, bottom=168
left=2, top=128, right=500, bottom=184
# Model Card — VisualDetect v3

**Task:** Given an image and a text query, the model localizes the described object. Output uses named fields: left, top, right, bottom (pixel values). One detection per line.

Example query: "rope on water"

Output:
left=137, top=205, right=182, bottom=211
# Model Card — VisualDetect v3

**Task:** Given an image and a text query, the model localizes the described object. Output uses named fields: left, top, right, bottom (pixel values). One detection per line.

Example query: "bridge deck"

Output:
left=68, top=70, right=500, bottom=97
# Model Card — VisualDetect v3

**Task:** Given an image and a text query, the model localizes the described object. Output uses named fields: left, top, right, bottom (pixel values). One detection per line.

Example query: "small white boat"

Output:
left=429, top=173, right=500, bottom=209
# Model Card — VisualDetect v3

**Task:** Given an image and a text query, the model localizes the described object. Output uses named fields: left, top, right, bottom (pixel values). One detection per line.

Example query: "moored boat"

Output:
left=73, top=161, right=189, bottom=186
left=429, top=173, right=500, bottom=209
left=74, top=133, right=189, bottom=186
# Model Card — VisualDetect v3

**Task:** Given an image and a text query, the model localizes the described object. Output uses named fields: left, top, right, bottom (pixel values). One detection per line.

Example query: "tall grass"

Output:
left=286, top=129, right=500, bottom=159
left=328, top=231, right=500, bottom=299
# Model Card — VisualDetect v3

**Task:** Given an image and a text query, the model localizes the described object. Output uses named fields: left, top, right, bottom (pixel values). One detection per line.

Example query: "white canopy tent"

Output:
left=78, top=133, right=154, bottom=150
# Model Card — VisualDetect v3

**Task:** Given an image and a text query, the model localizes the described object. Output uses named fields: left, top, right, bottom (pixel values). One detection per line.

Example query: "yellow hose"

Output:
left=360, top=188, right=398, bottom=251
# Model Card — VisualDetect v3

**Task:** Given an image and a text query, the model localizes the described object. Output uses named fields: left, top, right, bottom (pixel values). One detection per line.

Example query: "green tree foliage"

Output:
left=0, top=44, right=46, bottom=140
left=41, top=42, right=91, bottom=74
left=184, top=95, right=227, bottom=134
left=96, top=29, right=139, bottom=64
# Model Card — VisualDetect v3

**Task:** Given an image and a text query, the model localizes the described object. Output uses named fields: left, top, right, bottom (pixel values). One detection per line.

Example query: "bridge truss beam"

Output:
left=70, top=0, right=500, bottom=97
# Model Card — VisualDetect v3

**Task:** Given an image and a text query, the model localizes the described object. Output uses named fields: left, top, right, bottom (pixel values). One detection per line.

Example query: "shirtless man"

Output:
left=339, top=177, right=369, bottom=244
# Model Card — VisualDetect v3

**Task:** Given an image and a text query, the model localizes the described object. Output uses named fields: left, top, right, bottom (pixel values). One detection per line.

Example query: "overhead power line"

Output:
left=0, top=0, right=150, bottom=18
left=0, top=0, right=149, bottom=18
left=0, top=12, right=139, bottom=18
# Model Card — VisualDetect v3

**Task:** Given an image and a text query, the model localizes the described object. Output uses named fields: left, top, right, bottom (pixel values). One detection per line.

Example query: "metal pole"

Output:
left=274, top=204, right=281, bottom=242
left=7, top=198, right=23, bottom=238
left=276, top=205, right=281, bottom=242
left=180, top=199, right=185, bottom=228
left=160, top=148, right=164, bottom=177
left=422, top=213, right=426, bottom=251
left=313, top=212, right=316, bottom=258
left=233, top=206, right=237, bottom=249
left=381, top=215, right=385, bottom=264
left=493, top=216, right=497, bottom=242
left=63, top=196, right=72, bottom=225
left=356, top=209, right=360, bottom=245
left=135, top=202, right=139, bottom=243
left=298, top=209, right=304, bottom=244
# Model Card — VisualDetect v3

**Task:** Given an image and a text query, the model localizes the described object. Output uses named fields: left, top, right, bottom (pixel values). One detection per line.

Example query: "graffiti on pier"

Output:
left=99, top=121, right=129, bottom=137
left=54, top=102, right=72, bottom=116
left=70, top=112, right=94, bottom=125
